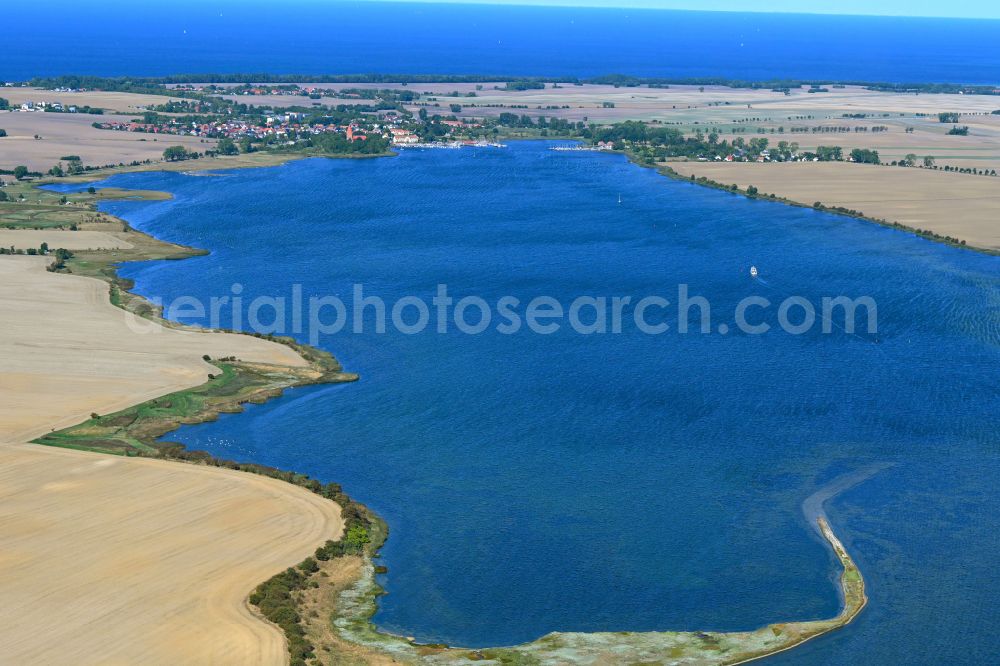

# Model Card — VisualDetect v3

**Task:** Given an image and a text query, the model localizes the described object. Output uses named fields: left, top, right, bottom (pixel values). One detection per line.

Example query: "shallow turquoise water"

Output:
left=71, top=143, right=999, bottom=661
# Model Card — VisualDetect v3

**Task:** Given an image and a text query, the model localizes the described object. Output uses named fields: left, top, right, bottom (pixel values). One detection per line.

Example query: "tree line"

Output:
left=27, top=74, right=1000, bottom=97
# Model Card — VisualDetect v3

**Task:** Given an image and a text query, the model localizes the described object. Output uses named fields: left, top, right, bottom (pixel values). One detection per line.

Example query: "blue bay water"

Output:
left=4, top=2, right=1000, bottom=84
left=72, top=143, right=1000, bottom=661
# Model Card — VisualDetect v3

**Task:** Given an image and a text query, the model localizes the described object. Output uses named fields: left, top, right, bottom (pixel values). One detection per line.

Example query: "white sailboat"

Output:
left=750, top=265, right=758, bottom=278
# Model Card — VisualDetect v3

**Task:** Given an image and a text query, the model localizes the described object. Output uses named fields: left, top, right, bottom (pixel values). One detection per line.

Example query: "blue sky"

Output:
left=355, top=0, right=1000, bottom=19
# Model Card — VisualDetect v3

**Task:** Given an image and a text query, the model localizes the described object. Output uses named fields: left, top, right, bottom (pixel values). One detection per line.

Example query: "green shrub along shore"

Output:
left=251, top=511, right=386, bottom=666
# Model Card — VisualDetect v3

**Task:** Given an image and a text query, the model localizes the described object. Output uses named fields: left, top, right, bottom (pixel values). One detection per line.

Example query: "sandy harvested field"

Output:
left=0, top=256, right=340, bottom=665
left=12, top=83, right=999, bottom=172
left=0, top=229, right=133, bottom=250
left=164, top=83, right=1000, bottom=169
left=669, top=161, right=1000, bottom=251
left=395, top=83, right=1000, bottom=171
left=219, top=93, right=374, bottom=108
left=410, top=83, right=1000, bottom=120
left=169, top=81, right=496, bottom=109
left=0, top=443, right=342, bottom=665
left=0, top=87, right=186, bottom=112
left=0, top=256, right=305, bottom=440
left=0, top=111, right=214, bottom=171
left=168, top=81, right=508, bottom=94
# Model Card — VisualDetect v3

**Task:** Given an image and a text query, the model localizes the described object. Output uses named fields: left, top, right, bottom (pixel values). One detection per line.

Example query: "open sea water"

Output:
left=4, top=2, right=1000, bottom=83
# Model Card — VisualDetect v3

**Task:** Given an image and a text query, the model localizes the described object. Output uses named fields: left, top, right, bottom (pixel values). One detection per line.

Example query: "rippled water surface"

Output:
left=76, top=143, right=999, bottom=661
left=9, top=4, right=1000, bottom=83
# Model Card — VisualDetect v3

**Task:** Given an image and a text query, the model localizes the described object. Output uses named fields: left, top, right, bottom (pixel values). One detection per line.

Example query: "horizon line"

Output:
left=343, top=0, right=1000, bottom=21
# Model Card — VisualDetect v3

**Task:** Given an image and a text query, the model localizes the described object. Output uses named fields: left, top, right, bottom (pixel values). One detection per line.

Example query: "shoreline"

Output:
left=45, top=148, right=395, bottom=186
left=6, top=173, right=389, bottom=663
left=313, top=468, right=872, bottom=665
left=20, top=155, right=875, bottom=664
left=316, top=516, right=867, bottom=665
left=21, top=131, right=997, bottom=257
left=613, top=149, right=1000, bottom=257
left=725, top=516, right=869, bottom=666
left=0, top=252, right=348, bottom=664
left=664, top=163, right=1000, bottom=256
